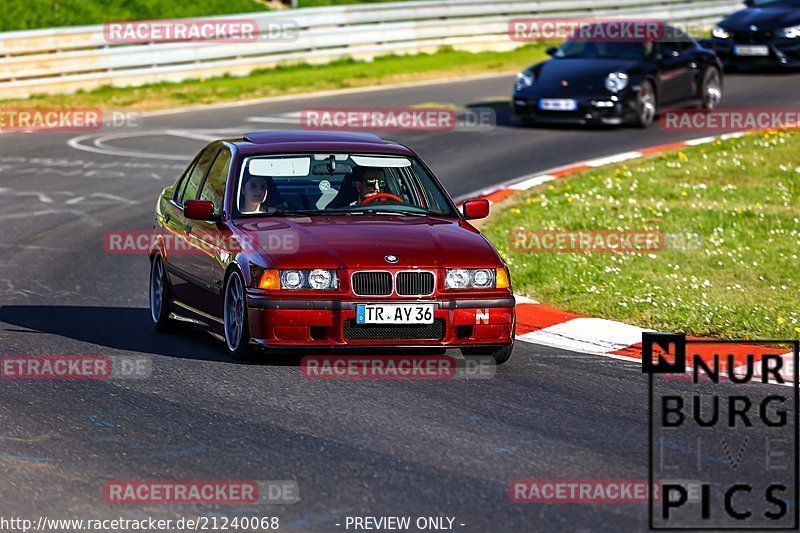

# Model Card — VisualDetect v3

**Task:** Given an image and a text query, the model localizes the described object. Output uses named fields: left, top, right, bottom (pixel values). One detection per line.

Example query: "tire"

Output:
left=634, top=80, right=657, bottom=128
left=223, top=270, right=253, bottom=360
left=462, top=344, right=514, bottom=365
left=700, top=67, right=722, bottom=109
left=150, top=255, right=178, bottom=332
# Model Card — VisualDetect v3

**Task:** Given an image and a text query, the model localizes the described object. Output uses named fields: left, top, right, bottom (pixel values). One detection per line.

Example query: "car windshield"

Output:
left=555, top=40, right=653, bottom=60
left=235, top=153, right=458, bottom=218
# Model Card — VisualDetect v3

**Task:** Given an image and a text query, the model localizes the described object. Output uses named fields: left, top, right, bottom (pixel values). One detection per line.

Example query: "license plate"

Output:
left=356, top=304, right=434, bottom=325
left=734, top=45, right=769, bottom=56
left=539, top=98, right=577, bottom=111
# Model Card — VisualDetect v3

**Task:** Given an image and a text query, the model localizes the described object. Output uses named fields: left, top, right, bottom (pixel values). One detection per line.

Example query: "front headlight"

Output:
left=279, top=269, right=338, bottom=290
left=712, top=25, right=731, bottom=39
left=779, top=25, right=800, bottom=38
left=308, top=269, right=335, bottom=290
left=445, top=268, right=496, bottom=290
left=604, top=72, right=629, bottom=93
left=515, top=71, right=534, bottom=89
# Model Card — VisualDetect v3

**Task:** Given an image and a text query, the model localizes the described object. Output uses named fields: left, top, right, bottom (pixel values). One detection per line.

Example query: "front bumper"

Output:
left=709, top=38, right=800, bottom=69
left=512, top=93, right=635, bottom=125
left=245, top=296, right=515, bottom=349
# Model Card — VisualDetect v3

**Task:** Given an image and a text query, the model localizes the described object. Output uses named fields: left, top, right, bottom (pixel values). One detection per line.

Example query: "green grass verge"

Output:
left=0, top=0, right=269, bottom=32
left=9, top=45, right=545, bottom=111
left=483, top=131, right=800, bottom=340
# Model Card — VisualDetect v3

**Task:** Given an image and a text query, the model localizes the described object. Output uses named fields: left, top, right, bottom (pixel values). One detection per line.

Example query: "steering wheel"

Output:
left=361, top=192, right=404, bottom=205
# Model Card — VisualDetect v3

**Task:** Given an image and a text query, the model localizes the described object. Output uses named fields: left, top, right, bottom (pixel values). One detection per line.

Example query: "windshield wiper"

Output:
left=353, top=208, right=429, bottom=217
left=278, top=209, right=360, bottom=216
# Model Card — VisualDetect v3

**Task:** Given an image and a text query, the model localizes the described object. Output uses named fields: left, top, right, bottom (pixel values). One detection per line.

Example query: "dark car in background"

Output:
left=708, top=0, right=800, bottom=69
left=512, top=23, right=724, bottom=127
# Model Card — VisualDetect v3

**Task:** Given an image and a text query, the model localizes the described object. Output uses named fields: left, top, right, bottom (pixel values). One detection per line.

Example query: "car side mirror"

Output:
left=462, top=199, right=490, bottom=220
left=184, top=200, right=216, bottom=221
left=546, top=46, right=558, bottom=56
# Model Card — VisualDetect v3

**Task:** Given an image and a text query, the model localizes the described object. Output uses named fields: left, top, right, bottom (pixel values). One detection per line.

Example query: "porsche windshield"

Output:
left=555, top=40, right=652, bottom=61
left=235, top=153, right=457, bottom=217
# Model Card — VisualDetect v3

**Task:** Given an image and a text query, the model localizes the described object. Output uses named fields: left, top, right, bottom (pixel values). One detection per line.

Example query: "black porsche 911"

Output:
left=512, top=23, right=724, bottom=128
left=707, top=0, right=800, bottom=70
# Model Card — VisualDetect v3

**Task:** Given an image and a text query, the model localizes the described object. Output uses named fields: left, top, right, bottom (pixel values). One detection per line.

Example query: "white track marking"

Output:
left=90, top=193, right=139, bottom=205
left=68, top=132, right=187, bottom=160
left=0, top=209, right=101, bottom=227
left=684, top=136, right=717, bottom=146
left=0, top=188, right=74, bottom=203
left=518, top=318, right=652, bottom=355
left=246, top=116, right=302, bottom=124
left=508, top=174, right=555, bottom=191
left=68, top=128, right=247, bottom=160
left=584, top=151, right=643, bottom=167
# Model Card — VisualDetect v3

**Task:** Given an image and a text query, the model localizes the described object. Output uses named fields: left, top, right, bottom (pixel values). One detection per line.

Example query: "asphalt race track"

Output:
left=1, top=70, right=799, bottom=531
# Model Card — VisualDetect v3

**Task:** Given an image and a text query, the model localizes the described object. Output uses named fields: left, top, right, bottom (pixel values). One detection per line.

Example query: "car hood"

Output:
left=234, top=215, right=499, bottom=269
left=721, top=4, right=800, bottom=31
left=520, top=58, right=643, bottom=94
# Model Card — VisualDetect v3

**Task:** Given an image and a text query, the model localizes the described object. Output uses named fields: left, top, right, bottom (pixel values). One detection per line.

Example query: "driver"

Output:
left=352, top=167, right=387, bottom=205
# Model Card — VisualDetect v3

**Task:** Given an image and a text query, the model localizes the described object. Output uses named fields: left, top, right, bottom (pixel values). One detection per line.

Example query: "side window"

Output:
left=179, top=146, right=217, bottom=205
left=173, top=158, right=198, bottom=202
left=199, top=148, right=231, bottom=213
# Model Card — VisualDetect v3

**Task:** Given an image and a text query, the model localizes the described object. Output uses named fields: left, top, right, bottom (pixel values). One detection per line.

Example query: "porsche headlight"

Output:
left=779, top=25, right=800, bottom=38
left=515, top=70, right=534, bottom=89
left=712, top=25, right=731, bottom=39
left=445, top=268, right=496, bottom=290
left=279, top=269, right=338, bottom=290
left=604, top=72, right=629, bottom=93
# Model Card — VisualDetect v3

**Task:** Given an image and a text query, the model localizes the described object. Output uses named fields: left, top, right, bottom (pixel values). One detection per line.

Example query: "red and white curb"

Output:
left=468, top=131, right=797, bottom=385
left=459, top=132, right=748, bottom=207
left=513, top=299, right=796, bottom=385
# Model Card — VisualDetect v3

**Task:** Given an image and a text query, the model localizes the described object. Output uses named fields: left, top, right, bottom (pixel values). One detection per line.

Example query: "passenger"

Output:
left=240, top=174, right=287, bottom=214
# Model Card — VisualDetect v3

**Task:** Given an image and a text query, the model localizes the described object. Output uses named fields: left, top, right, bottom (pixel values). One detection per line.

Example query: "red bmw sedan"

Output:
left=149, top=131, right=515, bottom=364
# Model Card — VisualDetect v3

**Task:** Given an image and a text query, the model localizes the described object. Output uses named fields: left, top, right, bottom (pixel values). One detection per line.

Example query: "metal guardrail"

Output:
left=0, top=0, right=742, bottom=99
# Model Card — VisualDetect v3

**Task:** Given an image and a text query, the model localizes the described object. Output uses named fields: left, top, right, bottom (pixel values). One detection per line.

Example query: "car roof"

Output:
left=226, top=130, right=416, bottom=157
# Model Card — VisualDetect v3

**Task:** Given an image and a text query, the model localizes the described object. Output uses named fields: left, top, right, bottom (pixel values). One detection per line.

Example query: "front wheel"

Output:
left=462, top=344, right=514, bottom=365
left=701, top=67, right=723, bottom=109
left=634, top=80, right=657, bottom=128
left=224, top=270, right=253, bottom=360
left=150, top=255, right=178, bottom=332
